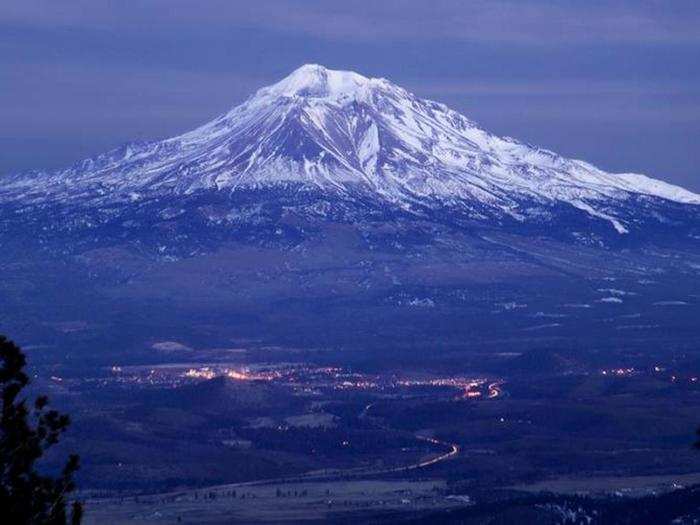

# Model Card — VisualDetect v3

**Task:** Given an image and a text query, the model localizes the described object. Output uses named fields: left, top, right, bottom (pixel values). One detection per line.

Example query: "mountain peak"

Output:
left=257, top=64, right=380, bottom=101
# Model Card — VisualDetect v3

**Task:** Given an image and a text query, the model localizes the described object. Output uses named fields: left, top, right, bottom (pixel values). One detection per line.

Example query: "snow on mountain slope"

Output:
left=2, top=64, right=698, bottom=234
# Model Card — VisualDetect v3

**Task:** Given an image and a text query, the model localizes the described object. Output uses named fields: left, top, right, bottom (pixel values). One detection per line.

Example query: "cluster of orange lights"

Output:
left=336, top=380, right=378, bottom=390
left=395, top=377, right=497, bottom=400
left=184, top=367, right=216, bottom=380
left=599, top=366, right=700, bottom=385
left=167, top=365, right=507, bottom=400
left=183, top=367, right=263, bottom=381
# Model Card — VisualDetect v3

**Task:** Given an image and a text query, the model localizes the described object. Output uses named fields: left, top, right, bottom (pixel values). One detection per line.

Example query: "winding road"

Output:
left=91, top=384, right=504, bottom=507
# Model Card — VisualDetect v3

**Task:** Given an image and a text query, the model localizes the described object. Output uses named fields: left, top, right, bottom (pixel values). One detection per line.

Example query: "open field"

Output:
left=84, top=479, right=461, bottom=524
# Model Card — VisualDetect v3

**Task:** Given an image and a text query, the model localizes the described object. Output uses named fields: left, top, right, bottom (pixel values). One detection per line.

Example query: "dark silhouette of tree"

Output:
left=0, top=335, right=82, bottom=524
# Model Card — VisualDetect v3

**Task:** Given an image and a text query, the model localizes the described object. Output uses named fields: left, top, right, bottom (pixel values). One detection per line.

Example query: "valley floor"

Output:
left=84, top=471, right=700, bottom=524
left=84, top=479, right=456, bottom=524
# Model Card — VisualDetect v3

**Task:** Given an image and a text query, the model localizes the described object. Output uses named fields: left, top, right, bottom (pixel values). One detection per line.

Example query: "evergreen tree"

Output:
left=0, top=335, right=82, bottom=524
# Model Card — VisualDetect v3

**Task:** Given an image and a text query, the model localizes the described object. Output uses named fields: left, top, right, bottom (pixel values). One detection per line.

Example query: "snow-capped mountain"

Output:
left=2, top=66, right=700, bottom=361
left=1, top=64, right=699, bottom=237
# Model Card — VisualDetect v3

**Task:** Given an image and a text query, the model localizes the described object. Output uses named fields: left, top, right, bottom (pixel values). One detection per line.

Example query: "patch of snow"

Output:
left=598, top=297, right=623, bottom=304
left=499, top=302, right=528, bottom=310
left=597, top=288, right=636, bottom=296
left=151, top=341, right=193, bottom=353
left=616, top=172, right=700, bottom=204
left=523, top=323, right=562, bottom=331
left=407, top=297, right=435, bottom=308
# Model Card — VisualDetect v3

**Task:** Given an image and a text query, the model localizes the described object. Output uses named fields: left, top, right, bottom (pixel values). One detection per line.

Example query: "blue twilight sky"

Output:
left=1, top=0, right=699, bottom=190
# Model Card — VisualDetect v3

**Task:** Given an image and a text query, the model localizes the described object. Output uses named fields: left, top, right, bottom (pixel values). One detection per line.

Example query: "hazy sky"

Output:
left=2, top=0, right=699, bottom=190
